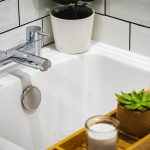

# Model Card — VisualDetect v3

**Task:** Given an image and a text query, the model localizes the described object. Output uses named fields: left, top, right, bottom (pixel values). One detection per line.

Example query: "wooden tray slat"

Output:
left=127, top=134, right=150, bottom=150
left=118, top=139, right=131, bottom=149
left=48, top=110, right=150, bottom=150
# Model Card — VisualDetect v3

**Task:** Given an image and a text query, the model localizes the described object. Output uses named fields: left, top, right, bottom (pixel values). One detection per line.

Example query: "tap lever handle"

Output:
left=38, top=32, right=50, bottom=37
left=26, top=26, right=50, bottom=43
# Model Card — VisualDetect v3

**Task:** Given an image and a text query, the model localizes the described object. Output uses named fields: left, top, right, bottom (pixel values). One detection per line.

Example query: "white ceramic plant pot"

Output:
left=50, top=6, right=95, bottom=54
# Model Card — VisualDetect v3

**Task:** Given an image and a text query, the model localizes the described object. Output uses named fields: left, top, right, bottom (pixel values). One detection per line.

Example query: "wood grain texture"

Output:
left=48, top=110, right=150, bottom=150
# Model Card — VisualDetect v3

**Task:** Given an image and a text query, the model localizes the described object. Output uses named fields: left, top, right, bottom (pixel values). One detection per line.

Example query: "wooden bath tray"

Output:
left=48, top=110, right=150, bottom=150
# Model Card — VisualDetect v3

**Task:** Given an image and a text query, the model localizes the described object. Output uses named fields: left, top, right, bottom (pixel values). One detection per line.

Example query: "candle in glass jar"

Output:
left=87, top=123, right=118, bottom=150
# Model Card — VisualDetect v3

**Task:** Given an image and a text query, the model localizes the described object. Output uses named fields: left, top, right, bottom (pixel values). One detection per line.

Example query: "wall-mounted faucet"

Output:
left=0, top=26, right=51, bottom=71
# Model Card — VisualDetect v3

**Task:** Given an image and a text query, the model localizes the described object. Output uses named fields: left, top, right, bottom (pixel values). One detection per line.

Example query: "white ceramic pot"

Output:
left=50, top=6, right=95, bottom=54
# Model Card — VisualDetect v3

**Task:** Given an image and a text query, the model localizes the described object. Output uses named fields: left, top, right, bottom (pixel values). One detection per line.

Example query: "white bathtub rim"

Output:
left=0, top=41, right=150, bottom=85
left=44, top=41, right=150, bottom=73
left=90, top=42, right=150, bottom=72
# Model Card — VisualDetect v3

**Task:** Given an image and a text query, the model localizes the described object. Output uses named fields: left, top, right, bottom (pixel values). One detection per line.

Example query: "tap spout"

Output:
left=0, top=26, right=51, bottom=71
left=11, top=50, right=51, bottom=71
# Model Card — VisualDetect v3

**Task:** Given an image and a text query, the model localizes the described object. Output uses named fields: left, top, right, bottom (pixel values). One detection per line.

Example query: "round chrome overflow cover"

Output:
left=22, top=86, right=41, bottom=113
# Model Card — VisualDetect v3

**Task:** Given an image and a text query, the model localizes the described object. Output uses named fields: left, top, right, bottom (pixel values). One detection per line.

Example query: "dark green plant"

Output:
left=52, top=0, right=95, bottom=18
left=115, top=89, right=150, bottom=111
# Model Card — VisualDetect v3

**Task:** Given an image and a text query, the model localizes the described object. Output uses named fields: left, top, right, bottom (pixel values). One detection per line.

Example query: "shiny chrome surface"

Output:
left=26, top=26, right=49, bottom=56
left=0, top=26, right=51, bottom=71
left=22, top=86, right=41, bottom=113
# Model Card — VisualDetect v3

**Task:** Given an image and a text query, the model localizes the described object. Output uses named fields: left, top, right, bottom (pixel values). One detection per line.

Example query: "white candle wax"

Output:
left=87, top=123, right=117, bottom=150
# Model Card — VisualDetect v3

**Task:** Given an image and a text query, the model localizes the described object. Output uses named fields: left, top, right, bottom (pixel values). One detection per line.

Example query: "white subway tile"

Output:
left=0, top=0, right=19, bottom=33
left=131, top=24, right=150, bottom=57
left=0, top=20, right=42, bottom=51
left=106, top=0, right=150, bottom=27
left=92, top=14, right=129, bottom=50
left=19, top=0, right=51, bottom=25
left=43, top=16, right=54, bottom=46
left=87, top=0, right=105, bottom=14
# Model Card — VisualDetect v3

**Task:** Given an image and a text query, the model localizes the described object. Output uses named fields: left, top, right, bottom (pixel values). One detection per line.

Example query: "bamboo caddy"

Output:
left=48, top=110, right=150, bottom=150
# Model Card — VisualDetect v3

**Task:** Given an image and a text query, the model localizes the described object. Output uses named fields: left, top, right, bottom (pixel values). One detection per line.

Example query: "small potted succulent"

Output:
left=50, top=0, right=95, bottom=54
left=115, top=89, right=150, bottom=138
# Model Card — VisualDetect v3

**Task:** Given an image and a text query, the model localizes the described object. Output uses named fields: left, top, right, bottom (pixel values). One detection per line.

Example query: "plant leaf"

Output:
left=143, top=93, right=150, bottom=102
left=131, top=91, right=138, bottom=102
left=141, top=102, right=150, bottom=108
left=125, top=103, right=140, bottom=110
left=115, top=94, right=121, bottom=99
left=116, top=89, right=150, bottom=111
left=138, top=106, right=147, bottom=111
left=131, top=90, right=142, bottom=103
left=138, top=89, right=144, bottom=100
left=121, top=92, right=132, bottom=101
left=118, top=98, right=133, bottom=105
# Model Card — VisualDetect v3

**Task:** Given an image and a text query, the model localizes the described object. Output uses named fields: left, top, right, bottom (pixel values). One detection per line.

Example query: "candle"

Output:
left=85, top=116, right=119, bottom=150
left=87, top=123, right=117, bottom=150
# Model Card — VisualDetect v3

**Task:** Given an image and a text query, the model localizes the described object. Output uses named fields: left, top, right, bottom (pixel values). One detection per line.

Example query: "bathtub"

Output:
left=0, top=42, right=150, bottom=150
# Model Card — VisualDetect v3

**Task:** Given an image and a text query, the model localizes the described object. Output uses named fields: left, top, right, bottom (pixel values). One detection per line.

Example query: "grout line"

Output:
left=20, top=15, right=50, bottom=27
left=95, top=12, right=150, bottom=29
left=0, top=15, right=50, bottom=35
left=42, top=18, right=44, bottom=46
left=44, top=14, right=50, bottom=17
left=43, top=41, right=54, bottom=47
left=17, top=0, right=21, bottom=26
left=42, top=18, right=44, bottom=32
left=132, top=22, right=150, bottom=29
left=0, top=26, right=20, bottom=34
left=96, top=12, right=132, bottom=23
left=104, top=0, right=106, bottom=15
left=129, top=23, right=131, bottom=51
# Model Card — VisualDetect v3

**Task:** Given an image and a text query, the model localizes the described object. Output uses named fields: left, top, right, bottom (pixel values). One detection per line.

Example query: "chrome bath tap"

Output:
left=0, top=26, right=51, bottom=71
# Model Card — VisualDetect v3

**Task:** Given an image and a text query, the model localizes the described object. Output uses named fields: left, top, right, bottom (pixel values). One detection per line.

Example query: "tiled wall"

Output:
left=0, top=0, right=55, bottom=51
left=0, top=0, right=150, bottom=57
left=91, top=0, right=150, bottom=57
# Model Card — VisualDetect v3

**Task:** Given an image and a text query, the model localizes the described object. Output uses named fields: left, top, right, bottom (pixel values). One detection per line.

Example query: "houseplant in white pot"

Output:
left=50, top=0, right=95, bottom=54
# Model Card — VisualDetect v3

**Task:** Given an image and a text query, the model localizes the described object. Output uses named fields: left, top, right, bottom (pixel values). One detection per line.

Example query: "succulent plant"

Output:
left=115, top=89, right=150, bottom=111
